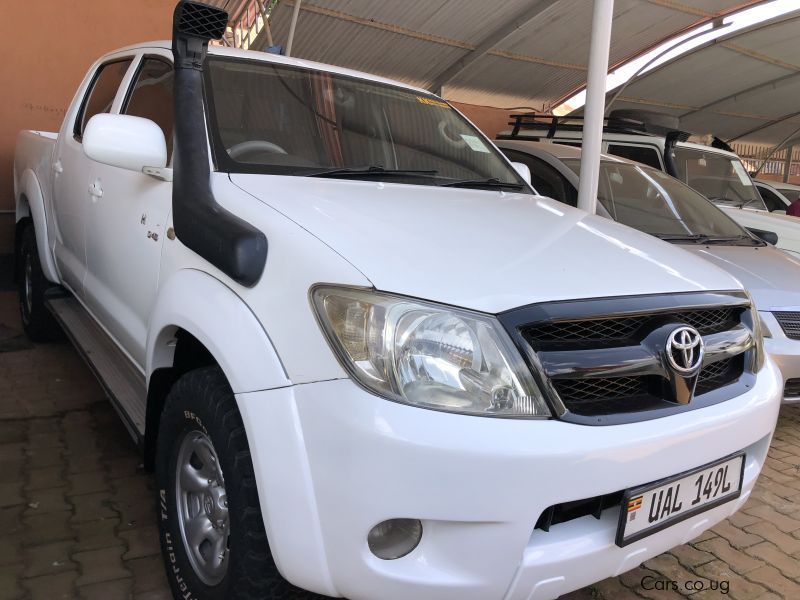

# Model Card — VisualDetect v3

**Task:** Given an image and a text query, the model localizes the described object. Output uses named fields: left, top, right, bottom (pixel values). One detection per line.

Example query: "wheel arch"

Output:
left=143, top=269, right=289, bottom=468
left=16, top=170, right=59, bottom=283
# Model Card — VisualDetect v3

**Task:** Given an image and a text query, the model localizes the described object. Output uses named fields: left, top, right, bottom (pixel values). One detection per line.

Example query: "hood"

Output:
left=231, top=175, right=742, bottom=313
left=683, top=244, right=800, bottom=311
left=719, top=207, right=800, bottom=251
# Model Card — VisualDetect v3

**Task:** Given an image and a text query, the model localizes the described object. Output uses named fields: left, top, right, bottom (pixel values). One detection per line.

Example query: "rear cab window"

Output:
left=74, top=59, right=133, bottom=141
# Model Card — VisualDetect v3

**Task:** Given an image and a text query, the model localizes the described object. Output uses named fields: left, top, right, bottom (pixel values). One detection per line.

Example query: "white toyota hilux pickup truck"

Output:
left=12, top=3, right=781, bottom=599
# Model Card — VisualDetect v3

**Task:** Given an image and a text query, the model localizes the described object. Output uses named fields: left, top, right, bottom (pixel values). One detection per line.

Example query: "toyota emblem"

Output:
left=666, top=326, right=704, bottom=374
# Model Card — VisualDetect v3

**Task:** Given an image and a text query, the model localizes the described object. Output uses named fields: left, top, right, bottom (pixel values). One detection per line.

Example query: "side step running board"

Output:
left=45, top=293, right=147, bottom=443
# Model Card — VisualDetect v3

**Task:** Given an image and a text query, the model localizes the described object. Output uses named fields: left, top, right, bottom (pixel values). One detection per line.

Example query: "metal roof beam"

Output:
left=428, top=0, right=560, bottom=94
left=680, top=70, right=800, bottom=119
left=603, top=10, right=800, bottom=96
left=728, top=109, right=800, bottom=143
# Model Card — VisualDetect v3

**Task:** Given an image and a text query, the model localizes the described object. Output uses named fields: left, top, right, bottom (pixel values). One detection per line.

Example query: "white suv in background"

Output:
left=499, top=112, right=800, bottom=257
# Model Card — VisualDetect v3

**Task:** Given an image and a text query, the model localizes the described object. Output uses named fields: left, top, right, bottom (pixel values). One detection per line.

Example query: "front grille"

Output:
left=499, top=292, right=754, bottom=424
left=696, top=356, right=742, bottom=395
left=785, top=378, right=800, bottom=398
left=525, top=307, right=739, bottom=350
left=554, top=376, right=645, bottom=402
left=552, top=377, right=659, bottom=416
left=553, top=357, right=744, bottom=417
left=773, top=311, right=800, bottom=340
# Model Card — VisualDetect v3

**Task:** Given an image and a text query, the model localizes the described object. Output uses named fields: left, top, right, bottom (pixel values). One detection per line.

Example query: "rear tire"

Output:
left=155, top=367, right=321, bottom=599
left=18, top=225, right=61, bottom=342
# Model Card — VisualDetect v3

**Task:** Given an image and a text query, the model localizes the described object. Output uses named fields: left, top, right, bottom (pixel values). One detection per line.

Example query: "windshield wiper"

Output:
left=439, top=177, right=524, bottom=190
left=740, top=198, right=763, bottom=209
left=700, top=235, right=763, bottom=246
left=655, top=233, right=762, bottom=246
left=653, top=234, right=708, bottom=243
left=298, top=166, right=438, bottom=179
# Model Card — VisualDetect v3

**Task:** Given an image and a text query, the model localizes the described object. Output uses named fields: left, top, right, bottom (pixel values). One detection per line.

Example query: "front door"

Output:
left=83, top=55, right=175, bottom=366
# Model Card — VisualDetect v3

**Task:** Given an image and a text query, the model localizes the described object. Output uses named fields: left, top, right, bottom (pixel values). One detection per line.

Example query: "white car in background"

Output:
left=764, top=180, right=800, bottom=203
left=499, top=112, right=800, bottom=258
left=755, top=179, right=800, bottom=215
left=497, top=139, right=800, bottom=403
left=754, top=180, right=792, bottom=213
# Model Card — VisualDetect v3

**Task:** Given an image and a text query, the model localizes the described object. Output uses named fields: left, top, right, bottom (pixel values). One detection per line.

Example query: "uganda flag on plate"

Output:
left=627, top=495, right=643, bottom=521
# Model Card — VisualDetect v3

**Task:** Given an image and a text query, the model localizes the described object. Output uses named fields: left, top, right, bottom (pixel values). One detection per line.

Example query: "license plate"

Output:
left=616, top=453, right=745, bottom=547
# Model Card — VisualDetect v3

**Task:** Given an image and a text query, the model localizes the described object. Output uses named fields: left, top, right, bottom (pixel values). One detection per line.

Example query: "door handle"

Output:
left=52, top=160, right=63, bottom=174
left=88, top=179, right=103, bottom=199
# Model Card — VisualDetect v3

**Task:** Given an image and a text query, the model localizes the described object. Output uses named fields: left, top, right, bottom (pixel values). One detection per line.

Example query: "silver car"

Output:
left=498, top=139, right=800, bottom=403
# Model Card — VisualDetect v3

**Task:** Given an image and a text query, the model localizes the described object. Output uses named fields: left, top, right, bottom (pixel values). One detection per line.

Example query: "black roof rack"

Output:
left=498, top=113, right=692, bottom=143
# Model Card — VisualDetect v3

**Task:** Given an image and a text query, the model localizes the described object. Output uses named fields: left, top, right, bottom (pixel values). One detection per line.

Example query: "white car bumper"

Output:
left=236, top=358, right=781, bottom=600
left=760, top=311, right=800, bottom=402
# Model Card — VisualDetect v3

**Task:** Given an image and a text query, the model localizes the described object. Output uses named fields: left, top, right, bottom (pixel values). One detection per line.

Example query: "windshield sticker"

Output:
left=416, top=96, right=450, bottom=109
left=460, top=134, right=491, bottom=153
left=731, top=160, right=754, bottom=186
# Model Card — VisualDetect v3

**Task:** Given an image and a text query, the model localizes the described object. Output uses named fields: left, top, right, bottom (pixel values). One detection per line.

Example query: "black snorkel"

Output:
left=171, top=1, right=267, bottom=287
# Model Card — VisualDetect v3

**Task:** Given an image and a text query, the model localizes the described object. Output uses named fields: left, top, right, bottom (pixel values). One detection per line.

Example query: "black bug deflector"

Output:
left=171, top=1, right=267, bottom=287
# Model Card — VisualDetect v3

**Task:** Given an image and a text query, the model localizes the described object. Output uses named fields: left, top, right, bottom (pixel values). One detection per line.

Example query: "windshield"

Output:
left=670, top=146, right=766, bottom=210
left=204, top=57, right=528, bottom=191
left=562, top=159, right=755, bottom=242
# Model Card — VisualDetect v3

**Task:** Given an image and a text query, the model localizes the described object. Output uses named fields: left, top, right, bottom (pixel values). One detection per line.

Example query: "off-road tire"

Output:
left=155, top=366, right=322, bottom=599
left=18, top=225, right=61, bottom=342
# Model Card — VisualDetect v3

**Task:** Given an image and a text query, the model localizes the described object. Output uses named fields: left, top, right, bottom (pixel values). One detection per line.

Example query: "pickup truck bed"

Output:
left=14, top=130, right=57, bottom=199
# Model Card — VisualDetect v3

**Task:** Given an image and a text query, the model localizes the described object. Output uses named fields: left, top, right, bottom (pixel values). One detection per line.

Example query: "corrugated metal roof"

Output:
left=611, top=9, right=800, bottom=146
left=261, top=0, right=756, bottom=111
left=214, top=0, right=796, bottom=145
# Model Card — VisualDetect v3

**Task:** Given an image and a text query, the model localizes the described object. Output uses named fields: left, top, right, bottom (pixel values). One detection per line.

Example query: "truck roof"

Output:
left=497, top=127, right=742, bottom=160
left=107, top=41, right=432, bottom=96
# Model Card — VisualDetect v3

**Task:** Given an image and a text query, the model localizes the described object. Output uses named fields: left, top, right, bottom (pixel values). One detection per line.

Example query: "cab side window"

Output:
left=501, top=149, right=577, bottom=206
left=606, top=144, right=662, bottom=170
left=74, top=59, right=133, bottom=140
left=123, top=58, right=175, bottom=161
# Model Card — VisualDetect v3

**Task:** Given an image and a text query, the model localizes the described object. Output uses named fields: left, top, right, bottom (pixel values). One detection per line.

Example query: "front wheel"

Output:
left=155, top=367, right=319, bottom=599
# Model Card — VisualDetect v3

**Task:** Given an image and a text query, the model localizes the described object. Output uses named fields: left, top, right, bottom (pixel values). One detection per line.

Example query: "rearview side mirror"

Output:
left=510, top=162, right=531, bottom=185
left=83, top=113, right=167, bottom=173
left=746, top=227, right=778, bottom=245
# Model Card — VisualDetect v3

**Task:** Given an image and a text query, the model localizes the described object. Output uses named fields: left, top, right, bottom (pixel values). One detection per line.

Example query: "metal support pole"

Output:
left=754, top=124, right=800, bottom=176
left=577, top=0, right=614, bottom=214
left=783, top=144, right=794, bottom=183
left=285, top=0, right=302, bottom=57
left=256, top=0, right=274, bottom=47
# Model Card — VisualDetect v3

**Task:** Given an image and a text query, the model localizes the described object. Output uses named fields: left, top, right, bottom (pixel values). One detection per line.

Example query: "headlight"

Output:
left=311, top=286, right=550, bottom=417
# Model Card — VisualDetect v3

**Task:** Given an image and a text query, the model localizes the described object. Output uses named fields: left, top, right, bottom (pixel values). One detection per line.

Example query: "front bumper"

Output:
left=760, top=311, right=800, bottom=402
left=236, top=358, right=781, bottom=600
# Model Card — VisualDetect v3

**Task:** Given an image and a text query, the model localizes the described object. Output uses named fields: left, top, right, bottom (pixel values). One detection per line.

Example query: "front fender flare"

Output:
left=146, top=269, right=289, bottom=393
left=18, top=168, right=60, bottom=283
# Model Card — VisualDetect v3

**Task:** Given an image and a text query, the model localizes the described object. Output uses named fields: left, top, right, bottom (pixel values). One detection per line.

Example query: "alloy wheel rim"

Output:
left=175, top=430, right=230, bottom=585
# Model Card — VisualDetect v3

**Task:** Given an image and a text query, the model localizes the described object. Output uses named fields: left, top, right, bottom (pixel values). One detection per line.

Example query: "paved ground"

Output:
left=2, top=271, right=800, bottom=599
